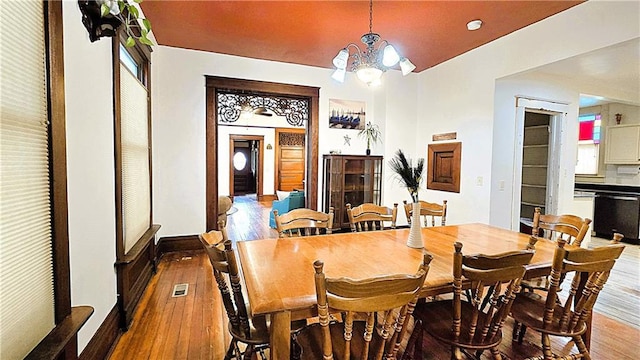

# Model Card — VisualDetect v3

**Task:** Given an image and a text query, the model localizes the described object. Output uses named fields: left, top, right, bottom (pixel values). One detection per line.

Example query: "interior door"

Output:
left=512, top=98, right=566, bottom=231
left=276, top=128, right=306, bottom=191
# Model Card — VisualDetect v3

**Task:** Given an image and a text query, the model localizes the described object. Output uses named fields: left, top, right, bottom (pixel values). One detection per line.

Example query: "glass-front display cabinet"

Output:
left=323, top=154, right=383, bottom=230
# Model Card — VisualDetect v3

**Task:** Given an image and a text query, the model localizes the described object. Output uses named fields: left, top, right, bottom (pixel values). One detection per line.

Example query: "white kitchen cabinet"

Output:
left=605, top=124, right=640, bottom=164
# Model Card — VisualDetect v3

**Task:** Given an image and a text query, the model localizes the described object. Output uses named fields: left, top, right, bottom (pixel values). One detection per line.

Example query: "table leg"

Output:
left=269, top=311, right=291, bottom=360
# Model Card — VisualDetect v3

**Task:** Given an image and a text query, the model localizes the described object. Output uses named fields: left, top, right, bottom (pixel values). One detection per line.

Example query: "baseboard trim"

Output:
left=157, top=235, right=201, bottom=255
left=79, top=305, right=120, bottom=360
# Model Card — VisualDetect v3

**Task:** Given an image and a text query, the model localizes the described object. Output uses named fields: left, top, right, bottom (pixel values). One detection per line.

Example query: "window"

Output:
left=233, top=151, right=247, bottom=171
left=575, top=114, right=601, bottom=175
left=1, top=1, right=71, bottom=358
left=114, top=32, right=157, bottom=329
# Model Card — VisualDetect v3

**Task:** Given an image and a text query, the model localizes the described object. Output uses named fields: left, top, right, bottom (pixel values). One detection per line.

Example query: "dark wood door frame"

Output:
left=229, top=135, right=263, bottom=198
left=205, top=76, right=320, bottom=231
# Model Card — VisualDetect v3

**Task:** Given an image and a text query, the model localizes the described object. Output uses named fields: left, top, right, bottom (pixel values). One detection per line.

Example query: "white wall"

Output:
left=62, top=1, right=118, bottom=352
left=415, top=0, right=639, bottom=229
left=152, top=47, right=417, bottom=238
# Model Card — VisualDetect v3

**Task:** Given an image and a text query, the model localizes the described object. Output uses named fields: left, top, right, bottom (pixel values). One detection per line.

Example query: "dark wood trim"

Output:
left=206, top=76, right=320, bottom=231
left=79, top=305, right=120, bottom=360
left=274, top=128, right=306, bottom=193
left=263, top=194, right=278, bottom=201
left=157, top=235, right=202, bottom=254
left=114, top=224, right=160, bottom=329
left=25, top=306, right=94, bottom=360
left=112, top=35, right=125, bottom=264
left=229, top=134, right=264, bottom=197
left=46, top=0, right=71, bottom=325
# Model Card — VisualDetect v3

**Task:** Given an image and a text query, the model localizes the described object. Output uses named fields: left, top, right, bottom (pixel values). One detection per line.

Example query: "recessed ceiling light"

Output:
left=467, top=19, right=483, bottom=31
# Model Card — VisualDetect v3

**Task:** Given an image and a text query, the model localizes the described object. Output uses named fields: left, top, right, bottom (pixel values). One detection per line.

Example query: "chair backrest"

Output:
left=198, top=229, right=251, bottom=337
left=313, top=253, right=433, bottom=360
left=274, top=207, right=334, bottom=237
left=531, top=207, right=592, bottom=247
left=452, top=242, right=534, bottom=346
left=403, top=200, right=447, bottom=227
left=346, top=202, right=398, bottom=232
left=541, top=238, right=625, bottom=334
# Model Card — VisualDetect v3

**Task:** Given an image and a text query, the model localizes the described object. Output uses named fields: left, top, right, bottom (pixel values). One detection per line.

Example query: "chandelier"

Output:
left=331, top=0, right=416, bottom=86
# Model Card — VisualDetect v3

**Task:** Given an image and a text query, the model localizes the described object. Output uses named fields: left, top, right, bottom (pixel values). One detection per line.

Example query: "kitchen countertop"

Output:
left=574, top=183, right=640, bottom=195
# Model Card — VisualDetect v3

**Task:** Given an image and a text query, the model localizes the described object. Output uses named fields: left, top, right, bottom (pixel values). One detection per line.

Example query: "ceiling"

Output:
left=141, top=1, right=583, bottom=73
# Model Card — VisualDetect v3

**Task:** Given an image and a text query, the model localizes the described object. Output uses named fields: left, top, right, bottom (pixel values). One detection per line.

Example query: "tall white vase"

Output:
left=406, top=202, right=423, bottom=248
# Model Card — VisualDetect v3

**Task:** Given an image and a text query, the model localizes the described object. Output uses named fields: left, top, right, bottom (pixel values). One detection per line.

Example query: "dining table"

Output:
left=236, top=223, right=564, bottom=359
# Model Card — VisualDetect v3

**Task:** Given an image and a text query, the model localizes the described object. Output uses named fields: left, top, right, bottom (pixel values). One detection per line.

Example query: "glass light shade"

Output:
left=382, top=44, right=400, bottom=67
left=332, top=48, right=349, bottom=69
left=399, top=57, right=416, bottom=76
left=356, top=66, right=383, bottom=85
left=331, top=68, right=346, bottom=83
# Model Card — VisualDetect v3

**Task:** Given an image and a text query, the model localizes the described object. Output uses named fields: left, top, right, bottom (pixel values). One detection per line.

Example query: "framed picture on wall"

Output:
left=329, top=99, right=365, bottom=130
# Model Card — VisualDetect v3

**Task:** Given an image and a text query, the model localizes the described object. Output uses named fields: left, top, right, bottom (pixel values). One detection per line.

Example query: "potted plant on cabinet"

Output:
left=389, top=149, right=425, bottom=248
left=358, top=121, right=381, bottom=155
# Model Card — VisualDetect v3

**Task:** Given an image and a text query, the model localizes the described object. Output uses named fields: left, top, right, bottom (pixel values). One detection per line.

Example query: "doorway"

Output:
left=512, top=97, right=567, bottom=231
left=205, top=76, right=320, bottom=231
left=275, top=128, right=306, bottom=192
left=229, top=135, right=263, bottom=197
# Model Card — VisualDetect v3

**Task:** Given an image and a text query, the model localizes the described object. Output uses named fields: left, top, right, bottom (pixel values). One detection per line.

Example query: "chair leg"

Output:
left=518, top=323, right=527, bottom=344
left=224, top=341, right=236, bottom=360
left=242, top=345, right=253, bottom=360
left=541, top=333, right=554, bottom=360
left=452, top=345, right=463, bottom=360
left=490, top=347, right=503, bottom=360
left=573, top=335, right=591, bottom=360
left=400, top=319, right=423, bottom=360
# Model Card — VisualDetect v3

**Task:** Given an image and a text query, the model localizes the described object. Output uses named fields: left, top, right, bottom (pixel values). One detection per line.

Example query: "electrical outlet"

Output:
left=499, top=180, right=505, bottom=191
left=476, top=176, right=483, bottom=186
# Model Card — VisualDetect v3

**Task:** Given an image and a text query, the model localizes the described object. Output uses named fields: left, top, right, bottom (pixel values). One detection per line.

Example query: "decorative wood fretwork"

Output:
left=279, top=132, right=305, bottom=147
left=217, top=90, right=308, bottom=126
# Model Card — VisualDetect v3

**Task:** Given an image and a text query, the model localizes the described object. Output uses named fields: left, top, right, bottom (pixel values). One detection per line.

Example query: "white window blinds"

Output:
left=0, top=0, right=55, bottom=358
left=120, top=64, right=151, bottom=253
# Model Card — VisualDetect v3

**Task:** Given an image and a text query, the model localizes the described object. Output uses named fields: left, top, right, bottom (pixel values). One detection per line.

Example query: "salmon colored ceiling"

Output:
left=141, top=1, right=583, bottom=73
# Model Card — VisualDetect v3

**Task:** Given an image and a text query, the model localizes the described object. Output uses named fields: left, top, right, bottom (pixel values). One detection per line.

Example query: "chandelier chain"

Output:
left=369, top=0, right=373, bottom=33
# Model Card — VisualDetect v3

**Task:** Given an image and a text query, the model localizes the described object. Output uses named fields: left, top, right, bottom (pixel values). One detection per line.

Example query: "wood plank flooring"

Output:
left=108, top=194, right=640, bottom=359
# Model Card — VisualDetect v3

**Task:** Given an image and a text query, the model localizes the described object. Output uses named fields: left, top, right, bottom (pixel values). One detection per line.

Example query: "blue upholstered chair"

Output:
left=269, top=191, right=305, bottom=228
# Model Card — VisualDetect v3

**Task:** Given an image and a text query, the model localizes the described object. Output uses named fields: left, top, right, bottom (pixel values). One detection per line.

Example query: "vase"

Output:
left=366, top=148, right=371, bottom=155
left=406, top=202, right=423, bottom=248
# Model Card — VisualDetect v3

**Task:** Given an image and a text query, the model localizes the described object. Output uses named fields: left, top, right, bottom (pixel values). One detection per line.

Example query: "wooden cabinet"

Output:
left=323, top=155, right=383, bottom=229
left=605, top=124, right=640, bottom=164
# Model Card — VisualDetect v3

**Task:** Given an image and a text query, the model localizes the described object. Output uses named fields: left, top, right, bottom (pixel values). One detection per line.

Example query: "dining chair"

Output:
left=520, top=207, right=593, bottom=293
left=510, top=237, right=625, bottom=360
left=402, top=199, right=447, bottom=227
left=274, top=207, right=334, bottom=237
left=199, top=228, right=305, bottom=359
left=402, top=242, right=534, bottom=360
left=346, top=202, right=398, bottom=232
left=294, top=253, right=433, bottom=360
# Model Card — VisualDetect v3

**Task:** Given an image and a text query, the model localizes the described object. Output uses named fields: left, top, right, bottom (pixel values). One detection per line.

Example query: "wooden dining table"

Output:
left=236, top=223, right=561, bottom=359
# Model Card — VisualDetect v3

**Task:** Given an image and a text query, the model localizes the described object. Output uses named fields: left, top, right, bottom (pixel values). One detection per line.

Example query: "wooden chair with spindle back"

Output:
left=294, top=253, right=433, bottom=360
left=199, top=227, right=305, bottom=359
left=403, top=199, right=447, bottom=227
left=274, top=207, right=334, bottom=238
left=402, top=242, right=534, bottom=360
left=520, top=207, right=593, bottom=293
left=510, top=238, right=625, bottom=360
left=346, top=202, right=398, bottom=232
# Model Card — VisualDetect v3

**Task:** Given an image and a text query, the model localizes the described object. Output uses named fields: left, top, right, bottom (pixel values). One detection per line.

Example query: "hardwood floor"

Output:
left=108, top=195, right=640, bottom=359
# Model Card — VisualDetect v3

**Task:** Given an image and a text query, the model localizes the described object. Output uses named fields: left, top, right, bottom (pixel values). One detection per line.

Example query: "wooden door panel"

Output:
left=276, top=130, right=306, bottom=192
left=281, top=148, right=304, bottom=159
left=280, top=160, right=304, bottom=172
